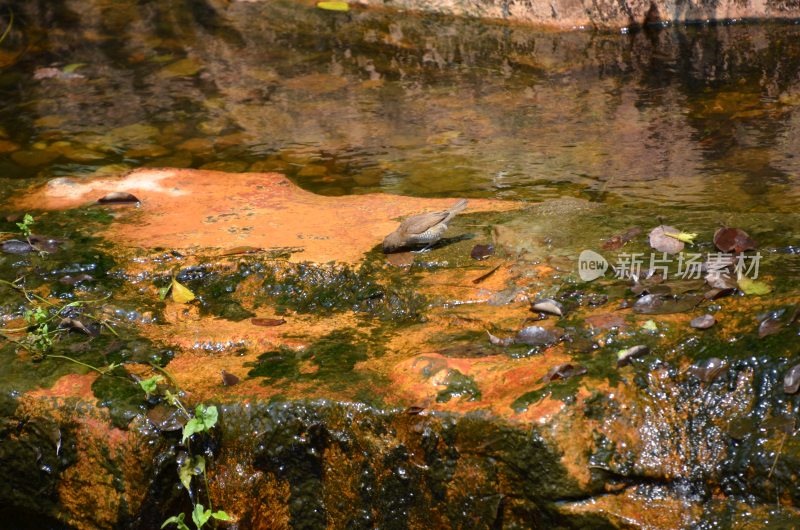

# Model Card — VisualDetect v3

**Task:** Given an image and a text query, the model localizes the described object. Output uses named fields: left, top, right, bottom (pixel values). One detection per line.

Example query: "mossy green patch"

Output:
left=248, top=328, right=383, bottom=394
left=435, top=369, right=481, bottom=403
left=511, top=376, right=582, bottom=413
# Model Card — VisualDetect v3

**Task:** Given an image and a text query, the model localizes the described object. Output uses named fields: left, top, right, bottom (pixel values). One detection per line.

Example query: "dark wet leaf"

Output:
left=648, top=225, right=685, bottom=254
left=386, top=251, right=414, bottom=268
left=515, top=325, right=560, bottom=346
left=688, top=357, right=726, bottom=383
left=470, top=244, right=494, bottom=260
left=530, top=298, right=564, bottom=317
left=97, top=191, right=141, bottom=205
left=472, top=264, right=501, bottom=284
left=616, top=345, right=650, bottom=367
left=146, top=404, right=186, bottom=432
left=784, top=363, right=800, bottom=394
left=28, top=235, right=63, bottom=253
left=250, top=317, right=286, bottom=327
left=758, top=316, right=784, bottom=338
left=587, top=294, right=608, bottom=307
left=668, top=279, right=707, bottom=295
left=632, top=282, right=672, bottom=296
left=1, top=238, right=35, bottom=254
left=704, top=287, right=735, bottom=300
left=713, top=227, right=757, bottom=253
left=541, top=363, right=587, bottom=383
left=728, top=416, right=757, bottom=440
left=58, top=317, right=100, bottom=337
left=602, top=227, right=641, bottom=250
left=690, top=314, right=716, bottom=329
left=705, top=272, right=737, bottom=290
left=633, top=294, right=702, bottom=314
left=761, top=416, right=795, bottom=434
left=220, top=370, right=240, bottom=386
left=758, top=306, right=799, bottom=338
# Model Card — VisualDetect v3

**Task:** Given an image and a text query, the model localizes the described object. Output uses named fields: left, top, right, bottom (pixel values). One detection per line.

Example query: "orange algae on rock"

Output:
left=19, top=168, right=518, bottom=264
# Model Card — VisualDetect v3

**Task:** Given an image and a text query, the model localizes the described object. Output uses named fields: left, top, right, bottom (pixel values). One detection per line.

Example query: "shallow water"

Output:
left=2, top=2, right=800, bottom=215
left=1, top=3, right=800, bottom=528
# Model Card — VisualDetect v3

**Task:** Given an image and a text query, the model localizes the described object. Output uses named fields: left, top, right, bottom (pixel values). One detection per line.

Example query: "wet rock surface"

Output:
left=0, top=169, right=798, bottom=528
left=356, top=0, right=800, bottom=28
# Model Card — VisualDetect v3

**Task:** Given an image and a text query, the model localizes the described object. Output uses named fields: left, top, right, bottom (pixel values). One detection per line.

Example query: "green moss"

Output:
left=249, top=328, right=369, bottom=384
left=510, top=376, right=583, bottom=413
left=435, top=369, right=481, bottom=403
left=257, top=260, right=427, bottom=321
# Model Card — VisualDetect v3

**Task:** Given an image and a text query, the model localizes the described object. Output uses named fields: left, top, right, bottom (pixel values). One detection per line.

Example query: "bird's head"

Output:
left=382, top=231, right=404, bottom=253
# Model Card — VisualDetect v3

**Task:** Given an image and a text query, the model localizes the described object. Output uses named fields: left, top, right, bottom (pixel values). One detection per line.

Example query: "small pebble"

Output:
left=690, top=314, right=716, bottom=329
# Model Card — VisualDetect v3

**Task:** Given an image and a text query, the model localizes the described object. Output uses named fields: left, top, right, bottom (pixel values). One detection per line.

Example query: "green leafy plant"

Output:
left=148, top=386, right=229, bottom=529
left=138, top=375, right=165, bottom=396
left=0, top=278, right=116, bottom=361
left=182, top=403, right=218, bottom=443
left=16, top=213, right=34, bottom=238
left=162, top=505, right=230, bottom=530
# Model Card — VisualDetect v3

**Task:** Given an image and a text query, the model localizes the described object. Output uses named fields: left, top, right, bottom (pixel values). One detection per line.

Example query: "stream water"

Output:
left=1, top=1, right=800, bottom=528
left=1, top=2, right=800, bottom=213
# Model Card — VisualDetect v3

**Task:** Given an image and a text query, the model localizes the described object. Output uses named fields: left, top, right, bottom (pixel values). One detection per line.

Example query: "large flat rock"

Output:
left=21, top=169, right=518, bottom=263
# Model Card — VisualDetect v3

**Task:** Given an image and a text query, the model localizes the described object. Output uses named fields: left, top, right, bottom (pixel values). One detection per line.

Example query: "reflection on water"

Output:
left=1, top=1, right=800, bottom=213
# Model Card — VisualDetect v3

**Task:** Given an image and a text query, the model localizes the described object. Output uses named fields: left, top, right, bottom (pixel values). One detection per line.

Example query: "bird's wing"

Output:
left=398, top=211, right=450, bottom=235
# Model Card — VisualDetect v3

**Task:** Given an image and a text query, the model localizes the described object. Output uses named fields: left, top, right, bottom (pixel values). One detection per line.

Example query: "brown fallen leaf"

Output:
left=602, top=227, right=642, bottom=250
left=470, top=244, right=495, bottom=260
left=541, top=363, right=587, bottom=383
left=146, top=404, right=186, bottom=432
left=758, top=316, right=784, bottom=338
left=221, top=370, right=240, bottom=386
left=220, top=246, right=264, bottom=256
left=648, top=225, right=685, bottom=254
left=97, top=191, right=141, bottom=205
left=713, top=227, right=757, bottom=253
left=59, top=317, right=100, bottom=337
left=386, top=251, right=414, bottom=268
left=688, top=357, right=726, bottom=383
left=251, top=317, right=287, bottom=327
left=704, top=287, right=735, bottom=300
left=472, top=264, right=501, bottom=284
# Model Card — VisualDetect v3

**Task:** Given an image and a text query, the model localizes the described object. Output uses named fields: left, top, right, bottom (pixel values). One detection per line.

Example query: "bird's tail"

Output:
left=446, top=199, right=468, bottom=220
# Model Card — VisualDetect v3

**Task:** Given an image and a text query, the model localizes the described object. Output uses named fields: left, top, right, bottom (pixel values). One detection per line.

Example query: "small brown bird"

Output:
left=382, top=199, right=468, bottom=253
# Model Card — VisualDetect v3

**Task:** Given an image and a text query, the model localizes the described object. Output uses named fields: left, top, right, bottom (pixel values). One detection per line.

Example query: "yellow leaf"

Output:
left=317, top=1, right=349, bottom=11
left=737, top=277, right=772, bottom=296
left=171, top=278, right=196, bottom=303
left=665, top=231, right=698, bottom=244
